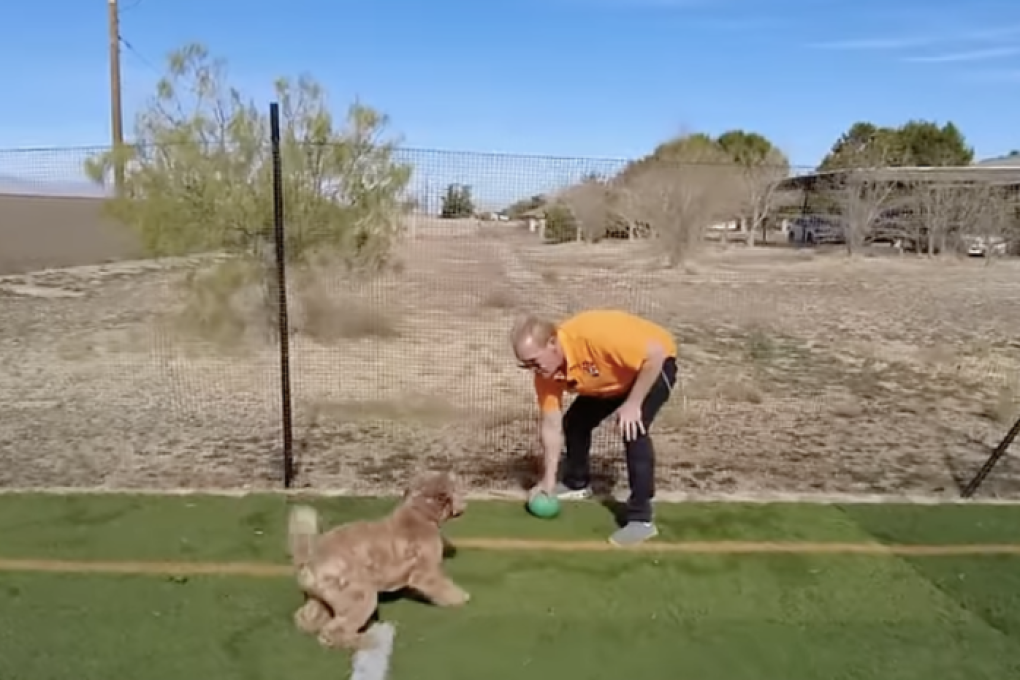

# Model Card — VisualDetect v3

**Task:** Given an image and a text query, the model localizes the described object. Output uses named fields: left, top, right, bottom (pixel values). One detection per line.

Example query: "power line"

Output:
left=119, top=35, right=159, bottom=74
left=120, top=0, right=145, bottom=13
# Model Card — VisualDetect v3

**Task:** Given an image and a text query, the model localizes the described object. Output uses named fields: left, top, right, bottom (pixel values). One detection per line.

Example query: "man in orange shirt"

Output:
left=511, top=309, right=678, bottom=546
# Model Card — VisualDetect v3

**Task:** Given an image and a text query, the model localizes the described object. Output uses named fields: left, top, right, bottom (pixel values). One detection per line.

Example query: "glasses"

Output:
left=515, top=354, right=542, bottom=371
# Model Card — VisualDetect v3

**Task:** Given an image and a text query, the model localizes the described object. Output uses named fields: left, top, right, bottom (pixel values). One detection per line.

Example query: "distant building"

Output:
left=974, top=152, right=1020, bottom=167
left=518, top=208, right=547, bottom=234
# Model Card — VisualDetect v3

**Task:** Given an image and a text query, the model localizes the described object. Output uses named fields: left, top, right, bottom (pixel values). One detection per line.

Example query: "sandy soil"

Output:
left=1, top=221, right=1018, bottom=499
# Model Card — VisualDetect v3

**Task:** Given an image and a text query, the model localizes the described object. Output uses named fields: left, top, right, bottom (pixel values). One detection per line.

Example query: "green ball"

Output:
left=526, top=492, right=561, bottom=519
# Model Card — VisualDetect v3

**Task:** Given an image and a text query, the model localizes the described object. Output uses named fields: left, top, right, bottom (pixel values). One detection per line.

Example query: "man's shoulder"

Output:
left=561, top=308, right=630, bottom=329
left=561, top=309, right=656, bottom=333
left=563, top=309, right=676, bottom=356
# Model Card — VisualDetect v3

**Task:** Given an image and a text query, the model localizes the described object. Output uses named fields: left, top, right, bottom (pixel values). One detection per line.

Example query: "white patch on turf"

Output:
left=350, top=622, right=396, bottom=680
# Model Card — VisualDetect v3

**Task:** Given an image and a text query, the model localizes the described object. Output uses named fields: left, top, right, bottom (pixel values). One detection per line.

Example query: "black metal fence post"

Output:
left=961, top=412, right=1020, bottom=498
left=269, top=101, right=295, bottom=488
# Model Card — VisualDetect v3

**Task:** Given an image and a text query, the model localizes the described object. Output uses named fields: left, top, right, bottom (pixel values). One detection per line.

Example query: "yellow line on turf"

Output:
left=454, top=539, right=1020, bottom=555
left=0, top=539, right=1019, bottom=577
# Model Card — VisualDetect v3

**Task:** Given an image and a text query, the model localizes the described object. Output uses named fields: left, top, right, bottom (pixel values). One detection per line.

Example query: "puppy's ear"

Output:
left=404, top=472, right=427, bottom=499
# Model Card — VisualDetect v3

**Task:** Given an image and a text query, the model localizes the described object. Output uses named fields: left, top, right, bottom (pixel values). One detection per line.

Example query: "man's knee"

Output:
left=640, top=358, right=678, bottom=426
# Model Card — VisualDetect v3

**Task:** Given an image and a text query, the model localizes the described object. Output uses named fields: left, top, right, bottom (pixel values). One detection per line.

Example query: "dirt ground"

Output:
left=0, top=218, right=1018, bottom=499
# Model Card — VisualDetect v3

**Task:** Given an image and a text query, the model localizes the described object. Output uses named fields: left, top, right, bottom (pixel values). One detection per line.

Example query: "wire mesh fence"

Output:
left=1, top=125, right=1019, bottom=498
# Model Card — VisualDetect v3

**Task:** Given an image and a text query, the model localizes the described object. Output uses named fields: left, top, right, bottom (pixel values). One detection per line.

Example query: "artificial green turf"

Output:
left=3, top=494, right=1019, bottom=679
left=1, top=493, right=1019, bottom=563
left=838, top=503, right=1020, bottom=545
left=899, top=554, right=1020, bottom=642
left=1, top=552, right=1019, bottom=680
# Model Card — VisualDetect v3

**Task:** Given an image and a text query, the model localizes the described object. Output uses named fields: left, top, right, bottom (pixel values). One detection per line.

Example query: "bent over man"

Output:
left=511, top=309, right=678, bottom=546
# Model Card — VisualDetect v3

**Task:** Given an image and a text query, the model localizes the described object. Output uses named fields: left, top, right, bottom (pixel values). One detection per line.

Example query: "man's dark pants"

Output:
left=560, top=357, right=678, bottom=523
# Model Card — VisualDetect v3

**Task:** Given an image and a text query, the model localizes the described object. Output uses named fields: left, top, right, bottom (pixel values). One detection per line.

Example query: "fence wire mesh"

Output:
left=0, top=142, right=1019, bottom=497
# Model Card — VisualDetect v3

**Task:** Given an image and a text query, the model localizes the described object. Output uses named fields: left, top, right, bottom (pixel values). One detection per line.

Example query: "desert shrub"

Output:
left=84, top=42, right=412, bottom=345
left=543, top=203, right=578, bottom=244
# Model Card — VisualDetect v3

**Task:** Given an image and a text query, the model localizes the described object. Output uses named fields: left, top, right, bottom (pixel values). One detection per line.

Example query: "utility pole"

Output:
left=108, top=0, right=125, bottom=194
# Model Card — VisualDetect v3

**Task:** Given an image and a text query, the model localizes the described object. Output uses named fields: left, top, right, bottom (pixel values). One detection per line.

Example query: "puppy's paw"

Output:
left=317, top=628, right=364, bottom=651
left=444, top=586, right=470, bottom=607
left=294, top=601, right=330, bottom=634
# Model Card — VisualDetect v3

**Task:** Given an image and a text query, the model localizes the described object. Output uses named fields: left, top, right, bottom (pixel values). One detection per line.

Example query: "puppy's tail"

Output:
left=287, top=504, right=320, bottom=567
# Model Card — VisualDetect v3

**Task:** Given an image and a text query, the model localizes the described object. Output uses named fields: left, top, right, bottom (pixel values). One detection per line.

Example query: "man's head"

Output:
left=511, top=314, right=565, bottom=379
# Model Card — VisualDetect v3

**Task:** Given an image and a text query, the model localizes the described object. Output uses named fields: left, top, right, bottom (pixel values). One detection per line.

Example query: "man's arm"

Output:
left=533, top=375, right=565, bottom=490
left=623, top=340, right=667, bottom=409
left=539, top=410, right=564, bottom=488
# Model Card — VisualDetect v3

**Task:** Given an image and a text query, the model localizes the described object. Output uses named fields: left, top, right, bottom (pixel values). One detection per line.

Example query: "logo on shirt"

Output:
left=580, top=361, right=600, bottom=377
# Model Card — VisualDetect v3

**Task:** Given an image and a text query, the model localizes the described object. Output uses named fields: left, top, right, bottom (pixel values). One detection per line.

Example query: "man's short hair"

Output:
left=511, top=314, right=556, bottom=350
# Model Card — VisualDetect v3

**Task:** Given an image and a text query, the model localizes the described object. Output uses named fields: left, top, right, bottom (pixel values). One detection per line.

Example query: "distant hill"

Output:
left=0, top=173, right=107, bottom=198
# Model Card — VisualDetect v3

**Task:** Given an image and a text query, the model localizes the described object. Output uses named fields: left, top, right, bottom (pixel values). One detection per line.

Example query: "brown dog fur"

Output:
left=286, top=471, right=469, bottom=650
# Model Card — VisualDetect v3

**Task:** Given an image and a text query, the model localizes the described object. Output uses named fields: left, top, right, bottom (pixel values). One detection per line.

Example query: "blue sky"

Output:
left=3, top=0, right=1020, bottom=207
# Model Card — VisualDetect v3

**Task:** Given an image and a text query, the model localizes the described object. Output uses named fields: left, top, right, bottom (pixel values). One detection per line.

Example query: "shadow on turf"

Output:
left=468, top=451, right=622, bottom=497
left=597, top=495, right=628, bottom=528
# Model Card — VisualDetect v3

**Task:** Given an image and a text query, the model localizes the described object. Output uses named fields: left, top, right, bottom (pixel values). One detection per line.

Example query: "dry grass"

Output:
left=1, top=231, right=1020, bottom=498
left=479, top=288, right=518, bottom=310
left=296, top=294, right=400, bottom=342
left=982, top=383, right=1020, bottom=425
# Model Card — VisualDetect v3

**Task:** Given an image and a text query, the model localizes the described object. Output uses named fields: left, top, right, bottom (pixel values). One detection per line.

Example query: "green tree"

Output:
left=83, top=42, right=412, bottom=343
left=818, top=122, right=899, bottom=170
left=440, top=183, right=475, bottom=218
left=818, top=120, right=973, bottom=170
left=716, top=130, right=776, bottom=166
left=896, top=120, right=973, bottom=166
left=716, top=130, right=791, bottom=245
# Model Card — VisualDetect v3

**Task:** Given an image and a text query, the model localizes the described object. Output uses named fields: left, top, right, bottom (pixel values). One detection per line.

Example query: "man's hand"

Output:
left=529, top=477, right=556, bottom=500
left=616, top=399, right=646, bottom=442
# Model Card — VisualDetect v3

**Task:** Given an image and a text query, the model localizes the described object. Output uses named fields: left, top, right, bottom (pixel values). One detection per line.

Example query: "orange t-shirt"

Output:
left=534, top=309, right=677, bottom=413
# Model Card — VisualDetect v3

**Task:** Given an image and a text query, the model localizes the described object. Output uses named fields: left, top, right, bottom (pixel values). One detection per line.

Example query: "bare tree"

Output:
left=614, top=145, right=741, bottom=267
left=913, top=182, right=994, bottom=256
left=557, top=176, right=617, bottom=242
left=969, top=185, right=1018, bottom=264
left=840, top=170, right=896, bottom=255
left=733, top=150, right=789, bottom=247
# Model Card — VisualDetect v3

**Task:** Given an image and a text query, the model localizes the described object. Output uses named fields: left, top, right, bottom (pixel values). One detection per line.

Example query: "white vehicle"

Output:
left=787, top=215, right=845, bottom=245
left=962, top=234, right=1008, bottom=257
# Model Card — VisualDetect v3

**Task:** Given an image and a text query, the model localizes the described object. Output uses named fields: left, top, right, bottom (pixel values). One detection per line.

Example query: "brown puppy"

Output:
left=287, top=471, right=469, bottom=650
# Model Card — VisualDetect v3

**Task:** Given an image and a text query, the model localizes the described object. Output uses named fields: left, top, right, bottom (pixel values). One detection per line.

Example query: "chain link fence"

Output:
left=1, top=115, right=1019, bottom=498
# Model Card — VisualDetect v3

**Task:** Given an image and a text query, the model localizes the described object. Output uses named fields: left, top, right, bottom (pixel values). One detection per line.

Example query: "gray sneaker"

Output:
left=552, top=483, right=593, bottom=500
left=609, top=521, right=658, bottom=547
